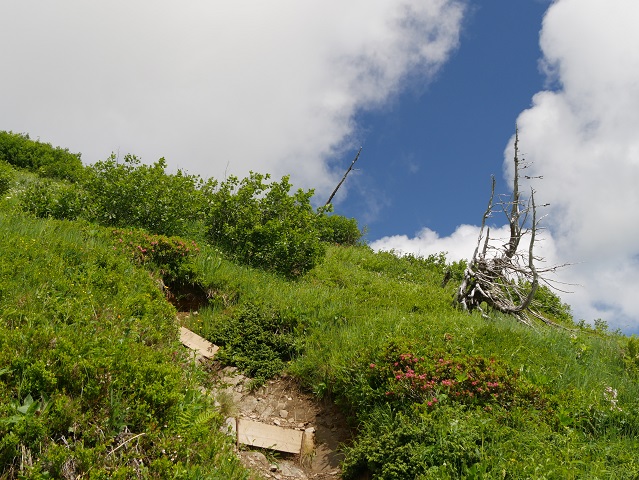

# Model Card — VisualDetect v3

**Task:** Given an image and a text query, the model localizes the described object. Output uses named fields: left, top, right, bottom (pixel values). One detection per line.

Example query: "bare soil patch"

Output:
left=205, top=365, right=353, bottom=479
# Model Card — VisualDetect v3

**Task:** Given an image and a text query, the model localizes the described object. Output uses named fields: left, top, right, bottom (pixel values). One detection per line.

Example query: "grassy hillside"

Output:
left=2, top=133, right=639, bottom=479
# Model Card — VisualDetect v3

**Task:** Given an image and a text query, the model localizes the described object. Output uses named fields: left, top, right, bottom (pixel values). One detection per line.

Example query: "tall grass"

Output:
left=0, top=209, right=249, bottom=478
left=182, top=239, right=639, bottom=477
left=3, top=156, right=639, bottom=478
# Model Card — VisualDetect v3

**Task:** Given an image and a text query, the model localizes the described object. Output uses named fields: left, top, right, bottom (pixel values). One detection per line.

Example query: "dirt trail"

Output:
left=177, top=320, right=353, bottom=479
left=207, top=366, right=352, bottom=479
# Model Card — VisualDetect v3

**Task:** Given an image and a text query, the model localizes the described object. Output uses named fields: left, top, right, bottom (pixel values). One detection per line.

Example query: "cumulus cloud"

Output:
left=371, top=224, right=489, bottom=262
left=0, top=0, right=466, bottom=197
left=371, top=222, right=562, bottom=277
left=372, top=0, right=639, bottom=331
left=509, top=0, right=639, bottom=330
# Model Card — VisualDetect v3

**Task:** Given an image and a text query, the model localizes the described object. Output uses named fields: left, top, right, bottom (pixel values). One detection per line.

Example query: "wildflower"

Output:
left=604, top=386, right=622, bottom=411
left=369, top=363, right=376, bottom=369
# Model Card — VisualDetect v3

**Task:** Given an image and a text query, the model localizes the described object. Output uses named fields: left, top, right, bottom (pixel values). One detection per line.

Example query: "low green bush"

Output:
left=370, top=343, right=548, bottom=411
left=110, top=228, right=201, bottom=285
left=0, top=131, right=85, bottom=182
left=84, top=154, right=205, bottom=237
left=205, top=172, right=326, bottom=277
left=342, top=405, right=486, bottom=479
left=209, top=303, right=301, bottom=387
left=19, top=179, right=86, bottom=220
left=318, top=213, right=362, bottom=245
left=0, top=161, right=14, bottom=196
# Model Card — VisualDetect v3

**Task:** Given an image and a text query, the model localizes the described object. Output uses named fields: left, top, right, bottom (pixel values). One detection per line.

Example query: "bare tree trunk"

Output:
left=454, top=129, right=566, bottom=326
left=325, top=147, right=362, bottom=206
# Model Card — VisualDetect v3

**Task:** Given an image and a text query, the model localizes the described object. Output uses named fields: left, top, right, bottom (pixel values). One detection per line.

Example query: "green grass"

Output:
left=3, top=154, right=639, bottom=478
left=183, top=240, right=639, bottom=478
left=0, top=208, right=249, bottom=478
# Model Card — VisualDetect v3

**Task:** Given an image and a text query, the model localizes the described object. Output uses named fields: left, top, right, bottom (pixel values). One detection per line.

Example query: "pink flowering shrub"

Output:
left=367, top=343, right=546, bottom=411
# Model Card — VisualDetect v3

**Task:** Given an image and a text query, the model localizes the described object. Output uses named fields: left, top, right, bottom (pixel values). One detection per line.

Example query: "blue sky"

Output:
left=338, top=1, right=552, bottom=240
left=2, top=0, right=639, bottom=331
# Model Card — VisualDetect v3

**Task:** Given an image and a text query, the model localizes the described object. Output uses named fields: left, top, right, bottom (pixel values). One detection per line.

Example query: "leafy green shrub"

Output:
left=0, top=161, right=14, bottom=196
left=205, top=172, right=326, bottom=277
left=318, top=213, right=362, bottom=245
left=209, top=303, right=300, bottom=387
left=342, top=406, right=484, bottom=479
left=0, top=215, right=249, bottom=478
left=111, top=228, right=200, bottom=285
left=85, top=154, right=205, bottom=236
left=0, top=131, right=84, bottom=182
left=19, top=179, right=86, bottom=220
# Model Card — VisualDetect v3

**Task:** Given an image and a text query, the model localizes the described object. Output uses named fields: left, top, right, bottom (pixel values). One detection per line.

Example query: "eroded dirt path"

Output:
left=205, top=366, right=352, bottom=479
left=177, top=315, right=353, bottom=479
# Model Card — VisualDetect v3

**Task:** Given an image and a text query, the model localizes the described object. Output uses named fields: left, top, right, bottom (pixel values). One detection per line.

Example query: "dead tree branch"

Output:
left=325, top=147, right=362, bottom=206
left=454, top=128, right=567, bottom=327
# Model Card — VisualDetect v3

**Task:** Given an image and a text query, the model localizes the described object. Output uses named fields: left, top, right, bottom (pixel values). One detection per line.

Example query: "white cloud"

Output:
left=371, top=224, right=489, bottom=262
left=373, top=0, right=639, bottom=331
left=371, top=222, right=562, bottom=277
left=508, top=0, right=639, bottom=330
left=0, top=0, right=466, bottom=197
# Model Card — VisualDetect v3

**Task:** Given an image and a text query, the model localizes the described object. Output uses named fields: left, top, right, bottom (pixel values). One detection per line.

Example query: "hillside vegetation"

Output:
left=2, top=131, right=639, bottom=479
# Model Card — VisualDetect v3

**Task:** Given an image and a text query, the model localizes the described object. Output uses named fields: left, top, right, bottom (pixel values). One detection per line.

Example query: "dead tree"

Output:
left=325, top=147, right=362, bottom=206
left=454, top=129, right=567, bottom=326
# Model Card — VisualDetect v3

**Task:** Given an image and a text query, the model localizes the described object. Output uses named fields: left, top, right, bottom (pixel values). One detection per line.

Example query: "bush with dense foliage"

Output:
left=19, top=179, right=86, bottom=221
left=0, top=213, right=248, bottom=478
left=205, top=172, right=326, bottom=277
left=0, top=131, right=85, bottom=182
left=84, top=154, right=205, bottom=237
left=317, top=213, right=363, bottom=246
left=207, top=302, right=301, bottom=388
left=111, top=228, right=201, bottom=285
left=0, top=161, right=14, bottom=196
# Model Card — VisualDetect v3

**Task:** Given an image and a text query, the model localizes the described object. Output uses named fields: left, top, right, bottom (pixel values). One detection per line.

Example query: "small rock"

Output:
left=222, top=417, right=236, bottom=435
left=278, top=462, right=308, bottom=478
left=279, top=409, right=289, bottom=419
left=273, top=419, right=281, bottom=426
left=270, top=464, right=278, bottom=472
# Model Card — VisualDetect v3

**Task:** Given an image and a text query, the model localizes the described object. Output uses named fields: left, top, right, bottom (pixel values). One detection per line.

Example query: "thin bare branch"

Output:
left=325, top=147, right=363, bottom=206
left=453, top=127, right=570, bottom=327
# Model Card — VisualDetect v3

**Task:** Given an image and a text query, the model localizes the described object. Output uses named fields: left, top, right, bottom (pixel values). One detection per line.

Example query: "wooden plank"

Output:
left=179, top=327, right=219, bottom=359
left=237, top=418, right=304, bottom=454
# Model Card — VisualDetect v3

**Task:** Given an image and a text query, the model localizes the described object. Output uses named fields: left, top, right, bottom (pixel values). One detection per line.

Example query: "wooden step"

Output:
left=179, top=327, right=219, bottom=359
left=235, top=418, right=306, bottom=454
